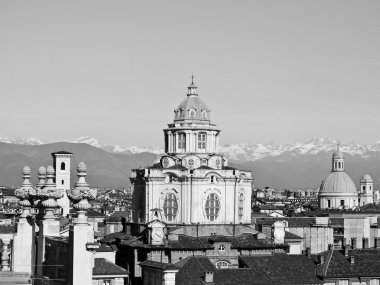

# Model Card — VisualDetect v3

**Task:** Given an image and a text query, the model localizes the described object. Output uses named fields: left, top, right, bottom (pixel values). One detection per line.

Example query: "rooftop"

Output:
left=93, top=258, right=128, bottom=276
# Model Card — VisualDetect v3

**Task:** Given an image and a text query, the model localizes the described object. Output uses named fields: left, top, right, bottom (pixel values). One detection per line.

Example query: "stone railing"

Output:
left=0, top=234, right=14, bottom=271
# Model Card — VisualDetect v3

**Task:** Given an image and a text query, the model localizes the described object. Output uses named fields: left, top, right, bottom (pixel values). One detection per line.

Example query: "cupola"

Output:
left=332, top=145, right=344, bottom=172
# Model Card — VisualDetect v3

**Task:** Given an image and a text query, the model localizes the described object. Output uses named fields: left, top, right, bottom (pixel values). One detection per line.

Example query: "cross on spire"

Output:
left=191, top=73, right=195, bottom=84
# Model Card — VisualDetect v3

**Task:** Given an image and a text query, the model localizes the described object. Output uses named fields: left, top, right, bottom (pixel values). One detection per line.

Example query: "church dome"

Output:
left=320, top=172, right=357, bottom=194
left=174, top=78, right=210, bottom=122
left=361, top=174, right=373, bottom=182
left=333, top=150, right=344, bottom=159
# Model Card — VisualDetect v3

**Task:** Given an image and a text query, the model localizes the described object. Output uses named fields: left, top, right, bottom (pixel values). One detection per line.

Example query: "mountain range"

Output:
left=0, top=135, right=379, bottom=190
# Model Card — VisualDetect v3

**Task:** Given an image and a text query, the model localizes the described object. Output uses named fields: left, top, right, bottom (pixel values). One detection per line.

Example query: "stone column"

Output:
left=207, top=133, right=212, bottom=153
left=216, top=134, right=220, bottom=153
left=35, top=165, right=63, bottom=278
left=67, top=162, right=97, bottom=285
left=13, top=166, right=37, bottom=274
left=168, top=133, right=172, bottom=153
left=186, top=132, right=190, bottom=153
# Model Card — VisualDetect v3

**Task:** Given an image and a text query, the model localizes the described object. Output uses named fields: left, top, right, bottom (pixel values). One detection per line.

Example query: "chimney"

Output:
left=318, top=255, right=324, bottom=265
left=306, top=247, right=311, bottom=258
left=375, top=238, right=380, bottom=249
left=363, top=238, right=369, bottom=249
left=204, top=271, right=214, bottom=283
left=344, top=245, right=350, bottom=257
left=351, top=238, right=357, bottom=249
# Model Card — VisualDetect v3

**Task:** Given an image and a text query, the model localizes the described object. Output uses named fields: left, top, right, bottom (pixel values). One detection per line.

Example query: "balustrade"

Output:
left=0, top=235, right=13, bottom=271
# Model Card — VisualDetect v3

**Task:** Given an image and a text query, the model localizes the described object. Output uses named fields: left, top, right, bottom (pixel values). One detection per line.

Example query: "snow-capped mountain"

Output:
left=2, top=134, right=380, bottom=161
left=0, top=135, right=45, bottom=145
left=69, top=136, right=164, bottom=155
left=218, top=137, right=373, bottom=161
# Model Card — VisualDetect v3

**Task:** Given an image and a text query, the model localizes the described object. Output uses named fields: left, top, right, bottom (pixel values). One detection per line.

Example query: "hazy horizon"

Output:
left=1, top=1, right=379, bottom=147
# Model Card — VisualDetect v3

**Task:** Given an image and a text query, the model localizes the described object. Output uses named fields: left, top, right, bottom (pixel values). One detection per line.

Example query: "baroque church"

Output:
left=318, top=148, right=374, bottom=209
left=131, top=78, right=253, bottom=225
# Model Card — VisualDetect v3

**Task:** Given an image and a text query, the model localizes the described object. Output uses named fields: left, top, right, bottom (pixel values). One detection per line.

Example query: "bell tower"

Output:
left=52, top=150, right=73, bottom=216
left=360, top=174, right=374, bottom=206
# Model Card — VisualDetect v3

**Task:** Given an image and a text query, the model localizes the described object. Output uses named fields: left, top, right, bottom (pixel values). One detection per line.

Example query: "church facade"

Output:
left=131, top=79, right=253, bottom=225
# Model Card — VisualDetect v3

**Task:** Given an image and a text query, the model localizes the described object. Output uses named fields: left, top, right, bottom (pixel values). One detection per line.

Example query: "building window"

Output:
left=178, top=133, right=186, bottom=150
left=61, top=180, right=64, bottom=185
left=215, top=261, right=229, bottom=268
left=205, top=193, right=220, bottom=221
left=102, top=280, right=112, bottom=285
left=198, top=133, right=206, bottom=149
left=188, top=108, right=196, bottom=118
left=163, top=193, right=178, bottom=222
left=202, top=110, right=207, bottom=119
left=363, top=185, right=366, bottom=191
left=340, top=200, right=345, bottom=206
left=238, top=193, right=244, bottom=219
left=218, top=244, right=225, bottom=251
left=327, top=200, right=331, bottom=208
left=61, top=162, right=65, bottom=171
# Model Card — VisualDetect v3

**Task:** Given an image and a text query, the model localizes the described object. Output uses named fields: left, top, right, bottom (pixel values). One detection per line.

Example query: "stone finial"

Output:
left=35, top=165, right=63, bottom=219
left=36, top=166, right=47, bottom=188
left=67, top=162, right=97, bottom=224
left=15, top=166, right=37, bottom=218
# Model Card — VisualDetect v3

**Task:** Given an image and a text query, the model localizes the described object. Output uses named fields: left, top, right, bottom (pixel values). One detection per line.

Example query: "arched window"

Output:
left=61, top=162, right=65, bottom=171
left=205, top=193, right=220, bottom=221
left=61, top=180, right=64, bottom=185
left=215, top=261, right=229, bottom=269
left=178, top=133, right=186, bottom=150
left=163, top=193, right=178, bottom=222
left=238, top=193, right=244, bottom=219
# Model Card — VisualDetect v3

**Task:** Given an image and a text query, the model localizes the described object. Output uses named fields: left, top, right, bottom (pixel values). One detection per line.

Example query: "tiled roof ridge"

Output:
left=322, top=249, right=334, bottom=278
left=194, top=256, right=211, bottom=273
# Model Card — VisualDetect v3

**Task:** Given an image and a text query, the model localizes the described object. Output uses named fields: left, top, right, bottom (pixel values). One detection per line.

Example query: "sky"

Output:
left=0, top=1, right=379, bottom=147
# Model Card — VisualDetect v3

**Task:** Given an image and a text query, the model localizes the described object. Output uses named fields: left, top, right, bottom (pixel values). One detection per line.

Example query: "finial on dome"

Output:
left=187, top=74, right=198, bottom=96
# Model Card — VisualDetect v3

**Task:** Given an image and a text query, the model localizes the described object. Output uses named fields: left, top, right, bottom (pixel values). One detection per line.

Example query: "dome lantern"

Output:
left=187, top=74, right=198, bottom=96
left=332, top=144, right=344, bottom=172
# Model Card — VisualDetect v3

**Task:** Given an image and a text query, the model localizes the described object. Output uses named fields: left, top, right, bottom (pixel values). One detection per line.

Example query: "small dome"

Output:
left=46, top=165, right=55, bottom=175
left=173, top=79, right=211, bottom=123
left=22, top=166, right=31, bottom=175
left=319, top=172, right=357, bottom=194
left=77, top=162, right=87, bottom=172
left=333, top=150, right=344, bottom=159
left=361, top=174, right=373, bottom=182
left=38, top=166, right=47, bottom=175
